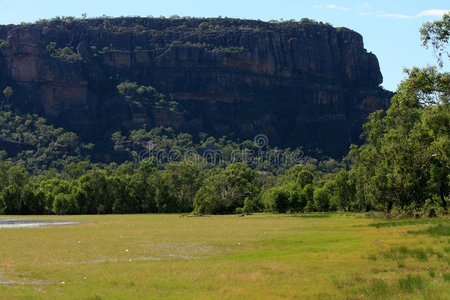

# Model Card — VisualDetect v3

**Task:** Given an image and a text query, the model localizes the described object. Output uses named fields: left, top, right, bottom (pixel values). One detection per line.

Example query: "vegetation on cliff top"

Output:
left=13, top=14, right=330, bottom=31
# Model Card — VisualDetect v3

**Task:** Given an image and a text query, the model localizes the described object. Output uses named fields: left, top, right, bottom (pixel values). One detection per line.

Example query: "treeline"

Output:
left=0, top=142, right=447, bottom=216
left=20, top=14, right=325, bottom=34
left=0, top=159, right=337, bottom=215
left=0, top=160, right=202, bottom=215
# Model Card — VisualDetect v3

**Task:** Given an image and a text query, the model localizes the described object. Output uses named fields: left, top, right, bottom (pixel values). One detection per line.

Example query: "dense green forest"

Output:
left=0, top=15, right=448, bottom=216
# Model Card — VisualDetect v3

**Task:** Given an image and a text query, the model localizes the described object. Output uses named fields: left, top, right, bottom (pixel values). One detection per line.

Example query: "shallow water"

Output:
left=0, top=218, right=80, bottom=229
left=0, top=269, right=9, bottom=285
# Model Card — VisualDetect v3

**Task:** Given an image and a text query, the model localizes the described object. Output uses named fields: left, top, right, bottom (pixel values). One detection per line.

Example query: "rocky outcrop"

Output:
left=0, top=17, right=392, bottom=158
left=4, top=27, right=89, bottom=121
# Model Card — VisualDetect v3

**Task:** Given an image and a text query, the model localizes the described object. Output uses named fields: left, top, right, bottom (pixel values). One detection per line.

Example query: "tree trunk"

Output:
left=440, top=185, right=447, bottom=209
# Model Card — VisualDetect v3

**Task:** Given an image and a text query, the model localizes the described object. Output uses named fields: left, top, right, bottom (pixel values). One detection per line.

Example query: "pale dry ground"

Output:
left=0, top=214, right=448, bottom=299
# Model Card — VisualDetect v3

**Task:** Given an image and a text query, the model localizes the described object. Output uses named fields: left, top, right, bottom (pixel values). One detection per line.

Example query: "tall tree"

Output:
left=347, top=13, right=449, bottom=213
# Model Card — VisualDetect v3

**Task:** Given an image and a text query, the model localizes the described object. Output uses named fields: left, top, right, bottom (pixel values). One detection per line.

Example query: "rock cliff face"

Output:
left=0, top=17, right=392, bottom=158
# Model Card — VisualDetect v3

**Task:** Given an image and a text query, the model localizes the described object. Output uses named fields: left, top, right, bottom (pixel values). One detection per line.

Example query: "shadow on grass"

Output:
left=360, top=278, right=390, bottom=298
left=336, top=273, right=432, bottom=298
left=289, top=213, right=331, bottom=218
left=369, top=219, right=443, bottom=228
left=408, top=223, right=450, bottom=236
left=334, top=273, right=428, bottom=298
left=365, top=245, right=445, bottom=266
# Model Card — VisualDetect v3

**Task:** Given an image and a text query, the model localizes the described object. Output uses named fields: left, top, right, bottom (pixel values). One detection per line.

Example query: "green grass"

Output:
left=0, top=213, right=448, bottom=299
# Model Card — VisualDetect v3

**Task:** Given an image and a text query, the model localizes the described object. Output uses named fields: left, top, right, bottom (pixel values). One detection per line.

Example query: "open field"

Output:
left=0, top=214, right=449, bottom=299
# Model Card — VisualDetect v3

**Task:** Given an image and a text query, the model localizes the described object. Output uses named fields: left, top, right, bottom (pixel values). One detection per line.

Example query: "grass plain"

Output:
left=0, top=213, right=448, bottom=299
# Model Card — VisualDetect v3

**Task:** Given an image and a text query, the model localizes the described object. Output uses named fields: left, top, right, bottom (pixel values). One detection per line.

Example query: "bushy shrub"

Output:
left=270, top=187, right=290, bottom=213
left=46, top=42, right=82, bottom=63
left=314, top=187, right=330, bottom=212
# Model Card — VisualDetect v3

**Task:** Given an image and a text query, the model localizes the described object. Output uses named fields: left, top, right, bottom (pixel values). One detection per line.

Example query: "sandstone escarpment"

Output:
left=0, top=17, right=392, bottom=158
left=4, top=27, right=89, bottom=120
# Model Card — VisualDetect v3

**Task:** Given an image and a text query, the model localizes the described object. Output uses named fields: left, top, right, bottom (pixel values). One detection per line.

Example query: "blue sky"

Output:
left=1, top=0, right=448, bottom=91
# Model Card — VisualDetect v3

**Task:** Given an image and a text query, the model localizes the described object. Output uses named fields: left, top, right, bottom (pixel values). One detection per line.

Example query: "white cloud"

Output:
left=377, top=13, right=411, bottom=19
left=377, top=9, right=449, bottom=20
left=312, top=4, right=350, bottom=11
left=315, top=4, right=447, bottom=19
left=416, top=9, right=449, bottom=17
left=326, top=4, right=350, bottom=11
